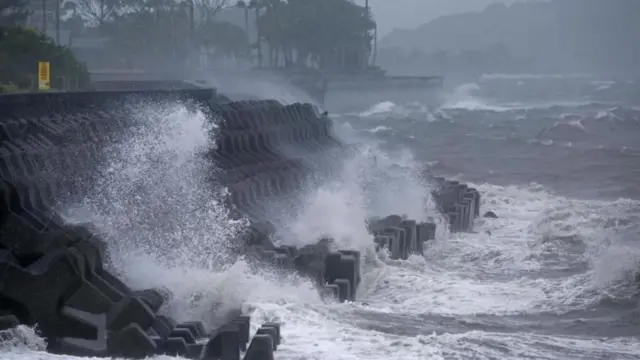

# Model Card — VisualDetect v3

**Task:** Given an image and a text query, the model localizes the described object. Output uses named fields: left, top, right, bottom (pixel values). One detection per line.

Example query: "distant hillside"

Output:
left=378, top=0, right=640, bottom=77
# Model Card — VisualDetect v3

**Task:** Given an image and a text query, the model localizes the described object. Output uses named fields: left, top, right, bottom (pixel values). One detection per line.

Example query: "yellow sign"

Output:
left=38, top=61, right=50, bottom=90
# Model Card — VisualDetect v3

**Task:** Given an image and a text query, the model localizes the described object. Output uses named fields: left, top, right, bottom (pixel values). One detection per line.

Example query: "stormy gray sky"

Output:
left=353, top=0, right=525, bottom=36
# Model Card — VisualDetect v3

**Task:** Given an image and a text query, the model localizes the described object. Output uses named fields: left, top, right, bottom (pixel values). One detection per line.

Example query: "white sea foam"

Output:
left=363, top=182, right=640, bottom=316
left=59, top=102, right=258, bottom=330
left=5, top=89, right=640, bottom=360
left=442, top=83, right=509, bottom=112
left=359, top=101, right=397, bottom=117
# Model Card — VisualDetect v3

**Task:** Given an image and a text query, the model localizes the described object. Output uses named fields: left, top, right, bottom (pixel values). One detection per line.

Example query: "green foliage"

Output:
left=91, top=0, right=247, bottom=67
left=102, top=6, right=192, bottom=67
left=0, top=26, right=91, bottom=91
left=256, top=0, right=376, bottom=70
left=41, top=0, right=375, bottom=71
left=0, top=0, right=29, bottom=27
left=0, top=82, right=22, bottom=94
left=198, top=20, right=249, bottom=56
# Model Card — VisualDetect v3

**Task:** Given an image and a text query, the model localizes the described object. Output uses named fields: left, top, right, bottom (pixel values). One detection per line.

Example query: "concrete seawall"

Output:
left=0, top=89, right=480, bottom=359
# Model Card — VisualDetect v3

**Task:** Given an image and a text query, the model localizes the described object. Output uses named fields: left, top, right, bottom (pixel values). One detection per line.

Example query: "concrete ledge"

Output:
left=0, top=88, right=216, bottom=118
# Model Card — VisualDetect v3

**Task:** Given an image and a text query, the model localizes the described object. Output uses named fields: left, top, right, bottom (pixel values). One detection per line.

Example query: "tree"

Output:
left=197, top=20, right=248, bottom=58
left=256, top=0, right=375, bottom=71
left=0, top=26, right=90, bottom=91
left=235, top=0, right=250, bottom=57
left=193, top=0, right=228, bottom=22
left=87, top=0, right=249, bottom=68
left=61, top=2, right=85, bottom=39
left=69, top=0, right=122, bottom=26
left=0, top=0, right=29, bottom=27
left=101, top=2, right=193, bottom=68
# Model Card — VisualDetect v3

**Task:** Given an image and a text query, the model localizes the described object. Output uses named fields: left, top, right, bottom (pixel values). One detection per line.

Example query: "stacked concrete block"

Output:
left=368, top=215, right=437, bottom=259
left=243, top=224, right=361, bottom=304
left=205, top=98, right=483, bottom=305
left=0, top=213, right=279, bottom=359
left=203, top=96, right=482, bottom=307
left=242, top=323, right=281, bottom=360
left=209, top=100, right=342, bottom=223
left=201, top=315, right=272, bottom=360
left=0, top=89, right=283, bottom=359
left=0, top=88, right=484, bottom=358
left=431, top=177, right=481, bottom=233
left=322, top=251, right=361, bottom=302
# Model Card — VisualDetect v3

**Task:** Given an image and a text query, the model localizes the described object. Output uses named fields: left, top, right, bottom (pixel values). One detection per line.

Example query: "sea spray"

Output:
left=62, top=101, right=255, bottom=328
left=0, top=326, right=46, bottom=353
left=202, top=71, right=321, bottom=107
left=273, top=140, right=438, bottom=252
left=442, top=82, right=508, bottom=111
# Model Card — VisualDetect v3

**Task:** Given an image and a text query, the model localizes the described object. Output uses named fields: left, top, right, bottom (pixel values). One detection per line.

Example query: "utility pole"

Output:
left=190, top=0, right=195, bottom=42
left=244, top=5, right=249, bottom=59
left=365, top=0, right=369, bottom=67
left=255, top=4, right=261, bottom=67
left=42, top=0, right=47, bottom=33
left=364, top=0, right=377, bottom=66
left=55, top=0, right=60, bottom=44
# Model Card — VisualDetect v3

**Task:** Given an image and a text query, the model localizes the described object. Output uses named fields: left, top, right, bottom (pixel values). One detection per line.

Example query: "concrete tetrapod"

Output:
left=0, top=91, right=290, bottom=359
left=238, top=204, right=483, bottom=305
left=0, top=213, right=283, bottom=359
left=1, top=89, right=484, bottom=359
left=1, top=241, right=282, bottom=358
left=431, top=177, right=481, bottom=233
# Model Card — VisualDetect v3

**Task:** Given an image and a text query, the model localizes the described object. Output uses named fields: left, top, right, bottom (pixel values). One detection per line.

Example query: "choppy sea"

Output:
left=2, top=73, right=640, bottom=360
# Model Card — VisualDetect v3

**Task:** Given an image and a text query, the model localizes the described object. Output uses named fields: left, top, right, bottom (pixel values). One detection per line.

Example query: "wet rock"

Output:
left=293, top=238, right=333, bottom=283
left=483, top=211, right=499, bottom=219
left=366, top=215, right=403, bottom=233
left=0, top=315, right=19, bottom=331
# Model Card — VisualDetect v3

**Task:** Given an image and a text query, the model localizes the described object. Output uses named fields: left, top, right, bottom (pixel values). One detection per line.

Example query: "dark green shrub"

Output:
left=0, top=26, right=90, bottom=91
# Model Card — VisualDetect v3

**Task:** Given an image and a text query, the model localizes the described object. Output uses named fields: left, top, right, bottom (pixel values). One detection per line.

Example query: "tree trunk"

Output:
left=255, top=7, right=262, bottom=67
left=244, top=7, right=249, bottom=58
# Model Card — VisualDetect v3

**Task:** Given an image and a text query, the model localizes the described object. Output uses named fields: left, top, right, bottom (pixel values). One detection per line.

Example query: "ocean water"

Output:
left=2, top=74, right=640, bottom=360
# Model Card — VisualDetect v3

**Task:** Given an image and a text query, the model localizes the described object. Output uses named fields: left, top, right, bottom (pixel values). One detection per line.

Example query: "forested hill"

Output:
left=378, top=0, right=640, bottom=76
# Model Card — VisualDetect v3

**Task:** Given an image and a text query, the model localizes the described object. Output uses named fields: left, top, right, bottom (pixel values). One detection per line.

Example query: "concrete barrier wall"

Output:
left=0, top=89, right=481, bottom=359
left=209, top=100, right=341, bottom=220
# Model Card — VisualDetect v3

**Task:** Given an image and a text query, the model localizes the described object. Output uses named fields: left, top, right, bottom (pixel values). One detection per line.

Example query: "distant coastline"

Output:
left=377, top=0, right=640, bottom=78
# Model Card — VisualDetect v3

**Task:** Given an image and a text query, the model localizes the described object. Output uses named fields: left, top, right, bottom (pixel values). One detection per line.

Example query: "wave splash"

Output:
left=4, top=78, right=640, bottom=360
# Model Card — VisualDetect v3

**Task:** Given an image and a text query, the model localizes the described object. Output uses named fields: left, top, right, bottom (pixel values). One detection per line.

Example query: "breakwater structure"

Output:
left=0, top=87, right=480, bottom=359
left=323, top=72, right=446, bottom=114
left=244, top=68, right=445, bottom=110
